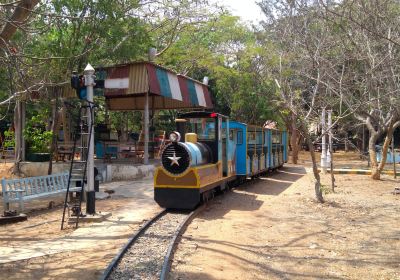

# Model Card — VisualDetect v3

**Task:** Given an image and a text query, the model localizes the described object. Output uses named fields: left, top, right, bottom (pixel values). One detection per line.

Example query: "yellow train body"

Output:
left=154, top=162, right=223, bottom=209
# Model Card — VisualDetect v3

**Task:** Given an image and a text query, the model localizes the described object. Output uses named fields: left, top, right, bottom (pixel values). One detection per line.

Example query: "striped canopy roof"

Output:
left=100, top=62, right=213, bottom=110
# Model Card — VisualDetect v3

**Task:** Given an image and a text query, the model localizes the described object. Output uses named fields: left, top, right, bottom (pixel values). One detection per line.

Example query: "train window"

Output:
left=222, top=128, right=227, bottom=139
left=272, top=133, right=281, bottom=144
left=237, top=130, right=243, bottom=144
left=248, top=132, right=256, bottom=144
left=187, top=118, right=215, bottom=140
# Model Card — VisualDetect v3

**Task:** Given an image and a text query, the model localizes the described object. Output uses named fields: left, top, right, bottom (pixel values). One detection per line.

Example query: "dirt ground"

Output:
left=298, top=150, right=400, bottom=171
left=0, top=177, right=162, bottom=280
left=0, top=197, right=141, bottom=279
left=0, top=162, right=16, bottom=179
left=0, top=153, right=399, bottom=280
left=171, top=160, right=400, bottom=279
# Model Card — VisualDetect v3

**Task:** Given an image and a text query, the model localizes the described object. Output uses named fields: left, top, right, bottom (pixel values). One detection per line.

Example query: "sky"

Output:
left=219, top=0, right=266, bottom=24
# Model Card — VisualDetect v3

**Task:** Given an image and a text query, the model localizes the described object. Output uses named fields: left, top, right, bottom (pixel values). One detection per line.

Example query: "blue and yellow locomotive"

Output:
left=154, top=111, right=288, bottom=209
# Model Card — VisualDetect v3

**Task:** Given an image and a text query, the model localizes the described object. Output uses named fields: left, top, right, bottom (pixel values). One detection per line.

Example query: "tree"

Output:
left=0, top=0, right=221, bottom=170
left=157, top=13, right=278, bottom=125
left=0, top=0, right=40, bottom=51
left=319, top=0, right=400, bottom=179
left=258, top=0, right=353, bottom=202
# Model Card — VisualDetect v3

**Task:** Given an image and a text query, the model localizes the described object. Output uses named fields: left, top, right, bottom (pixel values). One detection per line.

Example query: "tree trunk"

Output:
left=48, top=99, right=59, bottom=175
left=13, top=100, right=25, bottom=175
left=330, top=140, right=336, bottom=192
left=369, top=132, right=380, bottom=180
left=13, top=102, right=21, bottom=174
left=290, top=117, right=299, bottom=164
left=301, top=122, right=324, bottom=203
left=0, top=0, right=40, bottom=52
left=362, top=125, right=366, bottom=153
left=377, top=125, right=394, bottom=173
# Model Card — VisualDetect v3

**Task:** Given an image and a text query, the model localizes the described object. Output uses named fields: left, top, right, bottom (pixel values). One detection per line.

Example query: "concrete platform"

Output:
left=68, top=212, right=112, bottom=224
left=0, top=213, right=27, bottom=225
left=17, top=160, right=158, bottom=182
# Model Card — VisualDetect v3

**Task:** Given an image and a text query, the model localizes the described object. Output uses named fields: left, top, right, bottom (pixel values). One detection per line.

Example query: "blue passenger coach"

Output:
left=222, top=119, right=287, bottom=180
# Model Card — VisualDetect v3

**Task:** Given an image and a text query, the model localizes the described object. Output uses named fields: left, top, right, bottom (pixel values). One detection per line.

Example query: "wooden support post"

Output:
left=144, top=91, right=149, bottom=164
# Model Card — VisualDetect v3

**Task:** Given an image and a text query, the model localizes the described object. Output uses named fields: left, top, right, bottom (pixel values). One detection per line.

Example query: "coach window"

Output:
left=248, top=131, right=256, bottom=144
left=272, top=133, right=281, bottom=144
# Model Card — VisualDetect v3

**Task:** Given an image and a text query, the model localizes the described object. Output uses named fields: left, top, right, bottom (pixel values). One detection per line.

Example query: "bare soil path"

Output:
left=0, top=153, right=399, bottom=279
left=0, top=178, right=162, bottom=280
left=170, top=165, right=400, bottom=280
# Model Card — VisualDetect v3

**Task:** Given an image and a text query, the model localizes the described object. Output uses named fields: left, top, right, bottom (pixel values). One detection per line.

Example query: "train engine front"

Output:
left=154, top=112, right=223, bottom=209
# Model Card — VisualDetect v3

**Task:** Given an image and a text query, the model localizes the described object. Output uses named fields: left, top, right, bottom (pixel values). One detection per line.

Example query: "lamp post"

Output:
left=84, top=63, right=96, bottom=214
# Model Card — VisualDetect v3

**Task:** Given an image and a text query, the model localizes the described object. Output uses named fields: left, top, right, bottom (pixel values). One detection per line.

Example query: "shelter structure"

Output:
left=100, top=62, right=213, bottom=164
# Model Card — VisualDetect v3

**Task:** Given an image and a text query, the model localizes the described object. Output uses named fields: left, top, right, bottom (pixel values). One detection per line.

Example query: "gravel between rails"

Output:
left=108, top=212, right=190, bottom=280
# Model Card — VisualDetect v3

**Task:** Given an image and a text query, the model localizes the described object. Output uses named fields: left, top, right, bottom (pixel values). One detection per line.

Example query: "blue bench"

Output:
left=1, top=172, right=80, bottom=212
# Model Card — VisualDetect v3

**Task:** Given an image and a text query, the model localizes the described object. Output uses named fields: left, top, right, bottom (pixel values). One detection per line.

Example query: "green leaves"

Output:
left=23, top=107, right=53, bottom=153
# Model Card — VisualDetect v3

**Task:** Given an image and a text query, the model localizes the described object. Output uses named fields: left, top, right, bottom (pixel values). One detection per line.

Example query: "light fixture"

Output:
left=169, top=131, right=181, bottom=142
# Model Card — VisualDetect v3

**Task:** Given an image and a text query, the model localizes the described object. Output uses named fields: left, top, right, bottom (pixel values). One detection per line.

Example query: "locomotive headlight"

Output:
left=169, top=131, right=181, bottom=142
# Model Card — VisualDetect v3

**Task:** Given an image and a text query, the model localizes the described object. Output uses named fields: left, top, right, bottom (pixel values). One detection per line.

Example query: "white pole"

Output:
left=321, top=108, right=327, bottom=174
left=144, top=91, right=149, bottom=164
left=327, top=110, right=332, bottom=166
left=84, top=63, right=95, bottom=214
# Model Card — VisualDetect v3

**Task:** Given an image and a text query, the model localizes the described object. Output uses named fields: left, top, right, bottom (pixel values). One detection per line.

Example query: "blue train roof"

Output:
left=229, top=120, right=247, bottom=129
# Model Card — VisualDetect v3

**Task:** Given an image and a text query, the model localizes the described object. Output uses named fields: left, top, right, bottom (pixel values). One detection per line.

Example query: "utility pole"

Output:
left=328, top=110, right=335, bottom=191
left=321, top=108, right=327, bottom=174
left=84, top=64, right=96, bottom=214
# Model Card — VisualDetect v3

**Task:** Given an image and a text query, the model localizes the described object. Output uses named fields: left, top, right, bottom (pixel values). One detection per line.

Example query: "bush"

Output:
left=3, top=130, right=15, bottom=149
left=24, top=113, right=53, bottom=154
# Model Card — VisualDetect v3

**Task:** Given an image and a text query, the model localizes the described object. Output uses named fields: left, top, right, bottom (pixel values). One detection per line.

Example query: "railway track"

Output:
left=101, top=206, right=204, bottom=280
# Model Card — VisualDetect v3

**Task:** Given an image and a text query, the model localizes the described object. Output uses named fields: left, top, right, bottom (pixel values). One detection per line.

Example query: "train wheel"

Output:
left=202, top=190, right=213, bottom=203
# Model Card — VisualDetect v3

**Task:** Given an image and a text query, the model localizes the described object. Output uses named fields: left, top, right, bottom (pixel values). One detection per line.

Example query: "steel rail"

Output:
left=100, top=209, right=167, bottom=280
left=160, top=205, right=206, bottom=280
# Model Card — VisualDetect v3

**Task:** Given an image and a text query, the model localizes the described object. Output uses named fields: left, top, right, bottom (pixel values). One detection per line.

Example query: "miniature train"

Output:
left=154, top=111, right=288, bottom=209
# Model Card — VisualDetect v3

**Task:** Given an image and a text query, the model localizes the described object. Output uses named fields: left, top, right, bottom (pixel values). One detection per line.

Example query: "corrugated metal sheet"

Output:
left=62, top=86, right=77, bottom=99
left=108, top=65, right=130, bottom=79
left=155, top=68, right=172, bottom=98
left=106, top=95, right=197, bottom=110
left=106, top=97, right=136, bottom=110
left=177, top=75, right=191, bottom=105
left=104, top=62, right=213, bottom=110
left=128, top=64, right=148, bottom=94
left=145, top=63, right=161, bottom=95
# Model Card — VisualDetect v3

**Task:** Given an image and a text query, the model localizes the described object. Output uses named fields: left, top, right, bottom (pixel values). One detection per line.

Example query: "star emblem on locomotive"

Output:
left=168, top=152, right=181, bottom=166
